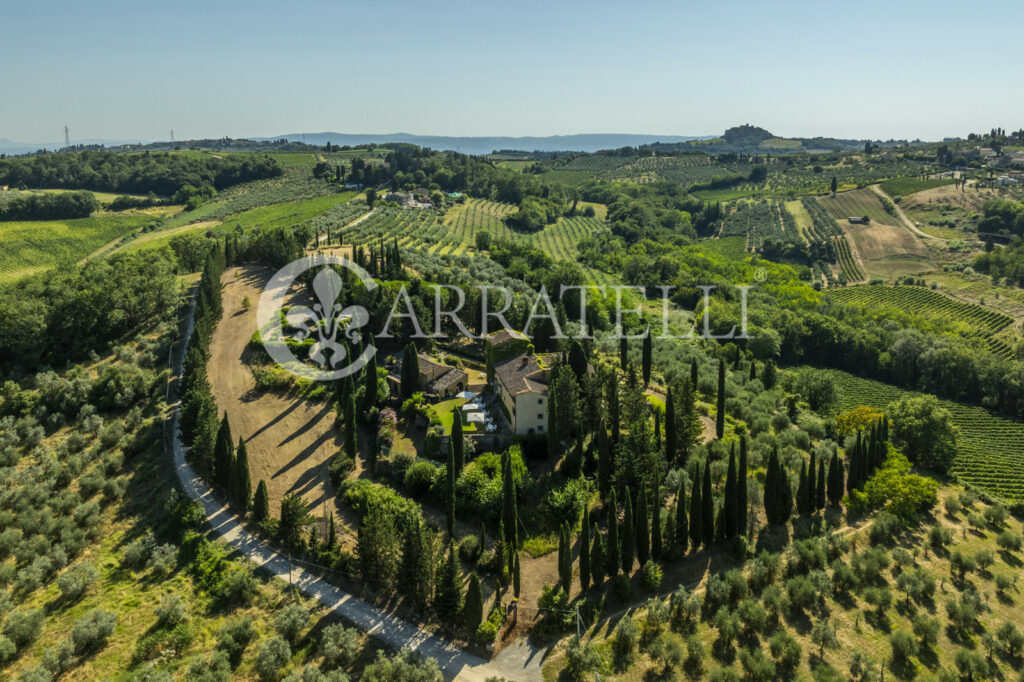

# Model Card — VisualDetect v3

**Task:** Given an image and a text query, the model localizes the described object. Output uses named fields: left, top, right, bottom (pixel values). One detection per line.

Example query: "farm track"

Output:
left=168, top=290, right=547, bottom=681
left=870, top=183, right=943, bottom=242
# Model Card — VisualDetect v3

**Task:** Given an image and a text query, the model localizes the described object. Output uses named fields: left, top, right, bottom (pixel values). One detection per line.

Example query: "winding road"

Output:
left=168, top=297, right=547, bottom=681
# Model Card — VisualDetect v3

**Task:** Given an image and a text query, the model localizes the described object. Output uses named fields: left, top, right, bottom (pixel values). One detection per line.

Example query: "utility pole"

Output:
left=170, top=129, right=175, bottom=144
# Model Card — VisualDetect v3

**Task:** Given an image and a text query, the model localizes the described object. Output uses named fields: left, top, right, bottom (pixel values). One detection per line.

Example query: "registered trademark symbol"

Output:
left=755, top=268, right=767, bottom=282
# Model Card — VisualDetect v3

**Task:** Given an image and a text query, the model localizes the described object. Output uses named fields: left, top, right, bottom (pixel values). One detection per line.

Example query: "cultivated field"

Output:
left=820, top=188, right=900, bottom=226
left=819, top=367, right=1024, bottom=502
left=826, top=285, right=1015, bottom=357
left=0, top=214, right=156, bottom=282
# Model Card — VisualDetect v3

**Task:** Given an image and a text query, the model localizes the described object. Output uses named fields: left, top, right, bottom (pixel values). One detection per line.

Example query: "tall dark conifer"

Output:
left=452, top=410, right=464, bottom=479
left=621, top=487, right=635, bottom=573
left=724, top=450, right=737, bottom=539
left=664, top=387, right=677, bottom=464
left=675, top=478, right=688, bottom=555
left=701, top=461, right=714, bottom=547
left=445, top=437, right=456, bottom=537
left=651, top=476, right=662, bottom=561
left=716, top=361, right=726, bottom=439
left=579, top=507, right=591, bottom=593
left=641, top=331, right=652, bottom=386
left=213, top=414, right=234, bottom=493
left=606, top=490, right=619, bottom=577
left=738, top=434, right=748, bottom=537
left=689, top=466, right=703, bottom=551
left=636, top=485, right=650, bottom=566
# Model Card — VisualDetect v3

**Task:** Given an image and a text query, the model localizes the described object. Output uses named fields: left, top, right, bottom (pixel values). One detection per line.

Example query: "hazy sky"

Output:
left=2, top=0, right=1021, bottom=143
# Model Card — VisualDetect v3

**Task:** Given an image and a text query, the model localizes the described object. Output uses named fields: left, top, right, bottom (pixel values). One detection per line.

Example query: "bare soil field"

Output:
left=207, top=266, right=348, bottom=530
left=843, top=219, right=935, bottom=279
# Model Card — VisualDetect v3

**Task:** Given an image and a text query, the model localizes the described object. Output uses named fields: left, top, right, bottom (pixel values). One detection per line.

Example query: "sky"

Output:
left=1, top=0, right=1021, bottom=144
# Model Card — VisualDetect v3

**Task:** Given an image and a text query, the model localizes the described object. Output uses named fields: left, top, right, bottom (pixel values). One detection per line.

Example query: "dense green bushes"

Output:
left=0, top=190, right=99, bottom=220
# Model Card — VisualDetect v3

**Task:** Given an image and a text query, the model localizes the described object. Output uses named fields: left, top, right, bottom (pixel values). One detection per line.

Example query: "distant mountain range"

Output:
left=256, top=132, right=711, bottom=154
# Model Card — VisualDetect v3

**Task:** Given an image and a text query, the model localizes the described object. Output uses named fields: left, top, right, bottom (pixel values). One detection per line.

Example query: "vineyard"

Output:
left=879, top=177, right=955, bottom=198
left=832, top=236, right=864, bottom=281
left=0, top=214, right=154, bottom=281
left=814, top=367, right=1024, bottom=502
left=826, top=285, right=1015, bottom=358
left=340, top=199, right=608, bottom=264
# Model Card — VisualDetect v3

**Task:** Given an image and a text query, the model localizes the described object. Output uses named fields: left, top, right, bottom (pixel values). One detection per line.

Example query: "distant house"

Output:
left=997, top=175, right=1020, bottom=186
left=848, top=216, right=868, bottom=225
left=417, top=354, right=468, bottom=398
left=343, top=183, right=363, bottom=190
left=493, top=353, right=550, bottom=436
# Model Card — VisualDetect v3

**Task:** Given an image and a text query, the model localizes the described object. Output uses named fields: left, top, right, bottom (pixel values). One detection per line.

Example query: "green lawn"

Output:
left=428, top=398, right=478, bottom=434
left=879, top=177, right=955, bottom=197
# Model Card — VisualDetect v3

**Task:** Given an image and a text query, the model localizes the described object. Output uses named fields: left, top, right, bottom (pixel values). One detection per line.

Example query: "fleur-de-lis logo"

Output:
left=258, top=255, right=376, bottom=381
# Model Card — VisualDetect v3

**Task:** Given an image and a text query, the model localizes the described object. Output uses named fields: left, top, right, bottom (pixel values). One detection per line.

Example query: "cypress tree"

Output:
left=664, top=387, right=677, bottom=464
left=797, top=460, right=809, bottom=516
left=446, top=437, right=456, bottom=538
left=690, top=358, right=698, bottom=388
left=762, top=360, right=777, bottom=390
left=364, top=353, right=378, bottom=407
left=608, top=374, right=620, bottom=445
left=213, top=414, right=234, bottom=492
left=724, top=451, right=737, bottom=539
left=621, top=487, right=635, bottom=573
left=597, top=421, right=612, bottom=500
left=434, top=542, right=463, bottom=624
left=590, top=527, right=605, bottom=586
left=253, top=480, right=270, bottom=524
left=465, top=574, right=483, bottom=633
left=764, top=448, right=778, bottom=524
left=231, top=437, right=252, bottom=513
left=716, top=360, right=726, bottom=439
left=619, top=336, right=628, bottom=371
left=400, top=342, right=419, bottom=398
left=689, top=466, right=703, bottom=551
left=675, top=478, right=688, bottom=555
left=557, top=526, right=568, bottom=590
left=738, top=434, right=748, bottom=538
left=579, top=507, right=591, bottom=593
left=701, top=462, right=714, bottom=547
left=808, top=452, right=818, bottom=511
left=452, top=410, right=464, bottom=479
left=749, top=361, right=757, bottom=381
left=501, top=450, right=517, bottom=549
left=495, top=518, right=506, bottom=585
left=546, top=388, right=558, bottom=461
left=651, top=476, right=662, bottom=561
left=606, top=491, right=619, bottom=577
left=636, top=485, right=650, bottom=566
left=513, top=550, right=521, bottom=599
left=641, top=331, right=652, bottom=386
left=827, top=451, right=844, bottom=506
left=344, top=393, right=356, bottom=460
left=815, top=457, right=827, bottom=510
left=326, top=513, right=336, bottom=549
left=777, top=457, right=793, bottom=523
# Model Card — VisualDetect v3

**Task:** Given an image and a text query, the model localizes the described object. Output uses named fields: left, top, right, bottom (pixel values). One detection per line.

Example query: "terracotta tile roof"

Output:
left=494, top=353, right=549, bottom=397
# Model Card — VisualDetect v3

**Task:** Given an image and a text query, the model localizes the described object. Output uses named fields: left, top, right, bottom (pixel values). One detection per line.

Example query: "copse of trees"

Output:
left=0, top=150, right=282, bottom=198
left=0, top=189, right=99, bottom=220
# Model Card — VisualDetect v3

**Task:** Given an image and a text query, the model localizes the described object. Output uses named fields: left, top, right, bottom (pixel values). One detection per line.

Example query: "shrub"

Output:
left=564, top=635, right=603, bottom=681
left=318, top=623, right=359, bottom=671
left=458, top=535, right=480, bottom=564
left=147, top=544, right=179, bottom=576
left=996, top=530, right=1022, bottom=552
left=216, top=617, right=256, bottom=667
left=57, top=561, right=97, bottom=602
left=71, top=608, right=117, bottom=654
left=155, top=594, right=186, bottom=629
left=123, top=530, right=156, bottom=568
left=272, top=603, right=309, bottom=645
left=929, top=524, right=952, bottom=549
left=912, top=613, right=940, bottom=648
left=360, top=649, right=442, bottom=681
left=612, top=618, right=638, bottom=666
left=255, top=636, right=291, bottom=682
left=642, top=560, right=662, bottom=591
left=403, top=461, right=440, bottom=498
left=212, top=565, right=256, bottom=607
left=0, top=635, right=15, bottom=662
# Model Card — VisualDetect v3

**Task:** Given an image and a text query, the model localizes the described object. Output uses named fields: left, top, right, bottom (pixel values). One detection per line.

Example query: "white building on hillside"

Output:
left=493, top=353, right=550, bottom=436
